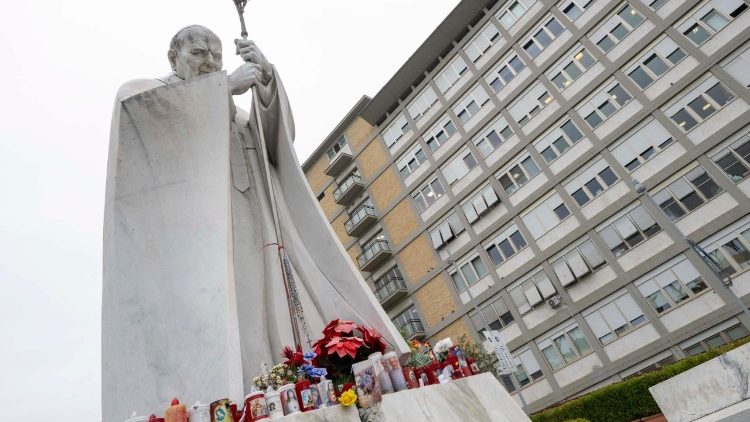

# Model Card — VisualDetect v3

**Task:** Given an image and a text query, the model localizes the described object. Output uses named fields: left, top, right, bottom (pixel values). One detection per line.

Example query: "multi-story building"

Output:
left=302, top=0, right=750, bottom=412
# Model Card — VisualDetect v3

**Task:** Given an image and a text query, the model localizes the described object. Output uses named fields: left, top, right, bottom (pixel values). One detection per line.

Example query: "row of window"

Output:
left=380, top=0, right=748, bottom=158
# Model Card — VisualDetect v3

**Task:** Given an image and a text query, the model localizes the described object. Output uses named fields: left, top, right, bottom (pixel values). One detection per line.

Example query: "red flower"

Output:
left=282, top=344, right=305, bottom=367
left=358, top=324, right=387, bottom=353
left=322, top=319, right=356, bottom=338
left=325, top=336, right=365, bottom=359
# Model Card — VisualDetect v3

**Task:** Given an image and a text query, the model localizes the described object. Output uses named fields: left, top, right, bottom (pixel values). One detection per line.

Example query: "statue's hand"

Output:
left=228, top=62, right=264, bottom=95
left=235, top=39, right=272, bottom=80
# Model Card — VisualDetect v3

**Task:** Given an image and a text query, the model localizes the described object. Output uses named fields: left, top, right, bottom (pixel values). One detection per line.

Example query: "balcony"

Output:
left=333, top=174, right=365, bottom=205
left=402, top=319, right=426, bottom=341
left=345, top=205, right=378, bottom=237
left=373, top=275, right=408, bottom=308
left=324, top=146, right=353, bottom=177
left=357, top=239, right=392, bottom=272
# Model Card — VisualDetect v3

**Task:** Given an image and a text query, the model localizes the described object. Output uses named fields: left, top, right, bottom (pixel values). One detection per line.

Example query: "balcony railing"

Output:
left=324, top=145, right=353, bottom=177
left=401, top=319, right=426, bottom=340
left=357, top=239, right=392, bottom=272
left=345, top=205, right=378, bottom=237
left=374, top=275, right=408, bottom=308
left=333, top=174, right=365, bottom=205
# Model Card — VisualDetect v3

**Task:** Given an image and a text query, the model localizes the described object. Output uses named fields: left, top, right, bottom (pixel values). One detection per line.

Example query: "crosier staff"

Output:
left=231, top=0, right=312, bottom=348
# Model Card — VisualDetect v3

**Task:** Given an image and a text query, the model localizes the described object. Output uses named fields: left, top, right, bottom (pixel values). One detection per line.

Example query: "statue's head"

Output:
left=168, top=25, right=223, bottom=79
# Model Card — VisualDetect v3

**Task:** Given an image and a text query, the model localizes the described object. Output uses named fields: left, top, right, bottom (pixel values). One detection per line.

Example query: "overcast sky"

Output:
left=0, top=0, right=460, bottom=419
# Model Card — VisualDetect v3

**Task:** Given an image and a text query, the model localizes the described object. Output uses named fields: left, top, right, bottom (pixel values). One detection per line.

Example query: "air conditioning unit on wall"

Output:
left=547, top=295, right=562, bottom=308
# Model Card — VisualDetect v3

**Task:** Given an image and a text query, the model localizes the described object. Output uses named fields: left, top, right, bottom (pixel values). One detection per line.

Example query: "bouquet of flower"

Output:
left=311, top=319, right=388, bottom=386
left=432, top=338, right=453, bottom=362
left=406, top=339, right=433, bottom=368
left=253, top=362, right=296, bottom=390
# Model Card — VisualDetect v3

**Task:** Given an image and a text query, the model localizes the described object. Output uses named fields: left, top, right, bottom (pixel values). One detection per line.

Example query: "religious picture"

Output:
left=300, top=387, right=314, bottom=410
left=319, top=380, right=336, bottom=407
left=280, top=386, right=300, bottom=415
left=251, top=398, right=266, bottom=418
left=268, top=401, right=278, bottom=413
left=310, top=385, right=322, bottom=409
left=353, top=360, right=382, bottom=408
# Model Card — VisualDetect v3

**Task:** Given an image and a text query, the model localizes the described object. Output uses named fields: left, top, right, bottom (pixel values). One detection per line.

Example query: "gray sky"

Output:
left=0, top=0, right=459, bottom=419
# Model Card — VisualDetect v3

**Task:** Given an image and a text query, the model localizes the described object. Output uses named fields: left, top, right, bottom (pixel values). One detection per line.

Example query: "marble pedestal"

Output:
left=649, top=343, right=750, bottom=422
left=272, top=373, right=528, bottom=421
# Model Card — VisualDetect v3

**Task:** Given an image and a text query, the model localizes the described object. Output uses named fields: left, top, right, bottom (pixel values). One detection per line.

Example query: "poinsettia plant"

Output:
left=311, top=319, right=388, bottom=387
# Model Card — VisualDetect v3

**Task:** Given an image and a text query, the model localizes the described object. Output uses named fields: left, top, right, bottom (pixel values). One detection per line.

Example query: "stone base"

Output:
left=276, top=373, right=529, bottom=421
left=649, top=342, right=750, bottom=422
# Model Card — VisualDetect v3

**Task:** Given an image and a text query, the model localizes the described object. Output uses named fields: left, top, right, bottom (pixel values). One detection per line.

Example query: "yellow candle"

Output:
left=164, top=398, right=187, bottom=422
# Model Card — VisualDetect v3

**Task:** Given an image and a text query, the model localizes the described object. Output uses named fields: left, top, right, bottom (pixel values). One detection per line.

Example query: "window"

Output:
left=509, top=269, right=558, bottom=314
left=497, top=153, right=542, bottom=195
left=610, top=118, right=675, bottom=172
left=382, top=114, right=410, bottom=148
left=485, top=224, right=528, bottom=267
left=451, top=255, right=490, bottom=293
left=407, top=86, right=439, bottom=123
left=473, top=116, right=514, bottom=158
left=539, top=324, right=593, bottom=370
left=396, top=144, right=428, bottom=179
left=442, top=148, right=478, bottom=186
left=722, top=45, right=750, bottom=88
left=712, top=133, right=750, bottom=183
left=435, top=56, right=469, bottom=94
left=565, top=157, right=620, bottom=207
left=702, top=226, right=750, bottom=277
left=464, top=21, right=501, bottom=63
left=429, top=212, right=465, bottom=250
left=497, top=0, right=536, bottom=30
left=374, top=266, right=403, bottom=292
left=535, top=118, right=585, bottom=164
left=486, top=53, right=526, bottom=93
left=627, top=37, right=687, bottom=89
left=412, top=177, right=446, bottom=213
left=522, top=16, right=566, bottom=59
left=509, top=82, right=555, bottom=126
left=326, top=136, right=347, bottom=160
left=579, top=81, right=634, bottom=129
left=548, top=46, right=597, bottom=91
left=683, top=323, right=749, bottom=355
left=598, top=204, right=662, bottom=257
left=668, top=78, right=736, bottom=132
left=637, top=257, right=708, bottom=314
left=453, top=84, right=491, bottom=124
left=652, top=165, right=723, bottom=221
left=393, top=305, right=422, bottom=332
left=462, top=184, right=500, bottom=224
left=507, top=350, right=544, bottom=390
left=521, top=192, right=572, bottom=239
left=470, top=296, right=515, bottom=334
left=560, top=0, right=597, bottom=21
left=424, top=115, right=457, bottom=151
left=592, top=3, right=646, bottom=53
left=679, top=0, right=748, bottom=46
left=552, top=237, right=606, bottom=286
left=645, top=0, right=669, bottom=11
left=584, top=292, right=646, bottom=345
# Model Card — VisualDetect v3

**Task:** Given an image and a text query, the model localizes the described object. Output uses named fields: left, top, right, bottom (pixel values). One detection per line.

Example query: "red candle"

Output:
left=295, top=379, right=316, bottom=412
left=468, top=357, right=480, bottom=375
left=403, top=367, right=419, bottom=389
left=425, top=362, right=440, bottom=385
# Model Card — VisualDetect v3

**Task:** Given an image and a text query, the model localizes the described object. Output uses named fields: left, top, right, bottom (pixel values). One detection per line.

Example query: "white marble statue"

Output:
left=102, top=25, right=408, bottom=421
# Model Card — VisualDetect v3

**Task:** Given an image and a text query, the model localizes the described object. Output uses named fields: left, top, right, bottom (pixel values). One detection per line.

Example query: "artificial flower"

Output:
left=358, top=324, right=387, bottom=353
left=282, top=344, right=305, bottom=367
left=339, top=388, right=357, bottom=407
left=322, top=319, right=356, bottom=337
left=325, top=336, right=365, bottom=359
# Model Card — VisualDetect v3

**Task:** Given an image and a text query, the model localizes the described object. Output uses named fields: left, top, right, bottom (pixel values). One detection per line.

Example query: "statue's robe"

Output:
left=102, top=70, right=408, bottom=421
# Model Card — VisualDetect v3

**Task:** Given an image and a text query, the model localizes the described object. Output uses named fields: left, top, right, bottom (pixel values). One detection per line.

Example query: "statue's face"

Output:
left=171, top=28, right=223, bottom=79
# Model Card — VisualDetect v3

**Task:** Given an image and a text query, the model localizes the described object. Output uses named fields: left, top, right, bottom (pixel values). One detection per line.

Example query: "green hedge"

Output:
left=530, top=337, right=750, bottom=422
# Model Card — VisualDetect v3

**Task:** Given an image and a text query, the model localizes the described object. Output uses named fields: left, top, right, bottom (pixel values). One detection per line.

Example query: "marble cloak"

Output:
left=102, top=70, right=408, bottom=421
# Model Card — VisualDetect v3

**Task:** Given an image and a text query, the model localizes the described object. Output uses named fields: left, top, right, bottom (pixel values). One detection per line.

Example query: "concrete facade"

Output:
left=303, top=0, right=750, bottom=412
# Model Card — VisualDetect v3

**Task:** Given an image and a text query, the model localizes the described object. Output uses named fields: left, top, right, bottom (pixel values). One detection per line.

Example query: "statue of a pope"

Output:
left=102, top=25, right=408, bottom=421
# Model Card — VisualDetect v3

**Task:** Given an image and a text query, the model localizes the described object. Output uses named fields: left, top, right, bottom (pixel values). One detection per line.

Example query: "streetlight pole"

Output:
left=633, top=180, right=750, bottom=324
left=443, top=248, right=529, bottom=413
